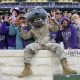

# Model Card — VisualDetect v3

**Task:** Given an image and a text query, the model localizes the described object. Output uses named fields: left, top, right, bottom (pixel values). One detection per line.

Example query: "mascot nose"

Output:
left=34, top=12, right=39, bottom=15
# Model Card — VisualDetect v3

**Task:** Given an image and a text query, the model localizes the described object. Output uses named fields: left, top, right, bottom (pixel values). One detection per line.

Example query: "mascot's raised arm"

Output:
left=20, top=6, right=49, bottom=41
left=19, top=6, right=77, bottom=78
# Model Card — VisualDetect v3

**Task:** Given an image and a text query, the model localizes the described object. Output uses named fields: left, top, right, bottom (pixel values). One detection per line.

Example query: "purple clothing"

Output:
left=22, top=38, right=35, bottom=48
left=0, top=35, right=6, bottom=49
left=0, top=21, right=16, bottom=49
left=55, top=18, right=78, bottom=49
left=6, top=35, right=16, bottom=48
left=7, top=23, right=16, bottom=48
left=0, top=21, right=8, bottom=49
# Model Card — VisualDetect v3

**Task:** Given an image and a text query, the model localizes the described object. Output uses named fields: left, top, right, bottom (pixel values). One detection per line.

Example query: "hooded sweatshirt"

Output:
left=55, top=18, right=78, bottom=49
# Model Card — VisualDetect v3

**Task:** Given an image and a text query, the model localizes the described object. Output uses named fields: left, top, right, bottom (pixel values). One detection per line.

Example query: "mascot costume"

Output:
left=18, top=6, right=77, bottom=78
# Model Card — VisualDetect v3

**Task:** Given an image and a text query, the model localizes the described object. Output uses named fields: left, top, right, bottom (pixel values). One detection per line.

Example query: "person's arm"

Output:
left=48, top=17, right=59, bottom=32
left=9, top=23, right=16, bottom=36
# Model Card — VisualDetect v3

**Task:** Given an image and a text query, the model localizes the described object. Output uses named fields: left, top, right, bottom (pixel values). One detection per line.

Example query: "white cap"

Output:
left=10, top=7, right=20, bottom=13
left=13, top=7, right=20, bottom=11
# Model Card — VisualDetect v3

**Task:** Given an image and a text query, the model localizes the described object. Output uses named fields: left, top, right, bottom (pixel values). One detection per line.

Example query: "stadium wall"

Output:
left=0, top=50, right=80, bottom=80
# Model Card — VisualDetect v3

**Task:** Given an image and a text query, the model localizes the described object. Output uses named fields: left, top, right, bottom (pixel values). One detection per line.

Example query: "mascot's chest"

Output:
left=31, top=25, right=49, bottom=39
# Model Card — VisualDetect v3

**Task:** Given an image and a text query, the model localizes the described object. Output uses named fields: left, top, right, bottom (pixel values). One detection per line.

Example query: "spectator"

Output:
left=63, top=11, right=68, bottom=17
left=67, top=12, right=72, bottom=20
left=0, top=14, right=12, bottom=49
left=71, top=14, right=80, bottom=48
left=55, top=9, right=62, bottom=25
left=50, top=9, right=56, bottom=17
left=9, top=16, right=24, bottom=49
left=0, top=20, right=6, bottom=49
left=55, top=17, right=78, bottom=49
left=9, top=16, right=34, bottom=49
left=49, top=16, right=59, bottom=42
left=10, top=7, right=20, bottom=24
left=71, top=10, right=78, bottom=15
left=19, top=9, right=26, bottom=17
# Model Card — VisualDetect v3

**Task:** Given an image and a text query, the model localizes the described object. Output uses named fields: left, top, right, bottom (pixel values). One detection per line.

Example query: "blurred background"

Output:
left=0, top=0, right=79, bottom=15
left=0, top=0, right=80, bottom=3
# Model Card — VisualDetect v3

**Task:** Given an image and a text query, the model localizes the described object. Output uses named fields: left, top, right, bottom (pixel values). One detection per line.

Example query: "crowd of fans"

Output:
left=0, top=7, right=80, bottom=49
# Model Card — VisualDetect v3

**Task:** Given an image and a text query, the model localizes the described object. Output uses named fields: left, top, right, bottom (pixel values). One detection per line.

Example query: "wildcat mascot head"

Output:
left=25, top=6, right=48, bottom=28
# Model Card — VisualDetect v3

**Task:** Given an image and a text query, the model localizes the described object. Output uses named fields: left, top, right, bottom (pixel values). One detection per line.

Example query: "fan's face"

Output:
left=4, top=16, right=10, bottom=22
left=62, top=20, right=68, bottom=28
left=12, top=10, right=18, bottom=17
left=71, top=16, right=79, bottom=24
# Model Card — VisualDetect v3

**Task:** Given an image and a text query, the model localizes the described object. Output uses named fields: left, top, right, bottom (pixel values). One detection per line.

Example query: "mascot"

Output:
left=18, top=6, right=77, bottom=78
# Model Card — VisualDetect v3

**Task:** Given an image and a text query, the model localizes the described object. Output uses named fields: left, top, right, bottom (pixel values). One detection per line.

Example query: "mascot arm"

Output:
left=49, top=23, right=59, bottom=32
left=20, top=28, right=32, bottom=40
left=48, top=17, right=59, bottom=32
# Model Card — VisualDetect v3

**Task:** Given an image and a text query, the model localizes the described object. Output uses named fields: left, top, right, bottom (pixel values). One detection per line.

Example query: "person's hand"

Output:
left=10, top=17, right=16, bottom=24
left=20, top=23, right=26, bottom=28
left=50, top=16, right=56, bottom=21
left=60, top=25, right=64, bottom=30
left=10, top=8, right=13, bottom=13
